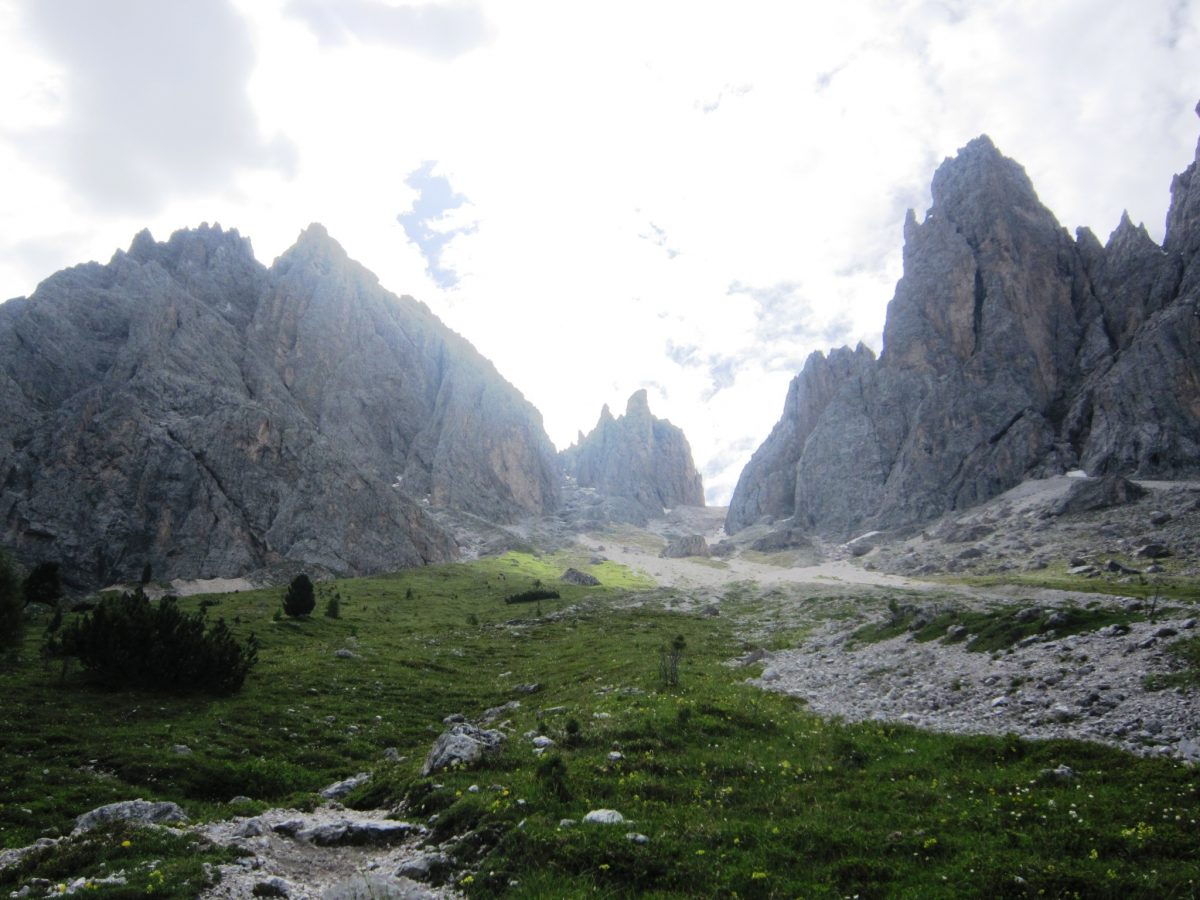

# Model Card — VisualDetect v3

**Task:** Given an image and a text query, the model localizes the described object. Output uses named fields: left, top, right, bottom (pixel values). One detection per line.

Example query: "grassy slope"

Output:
left=0, top=551, right=1196, bottom=898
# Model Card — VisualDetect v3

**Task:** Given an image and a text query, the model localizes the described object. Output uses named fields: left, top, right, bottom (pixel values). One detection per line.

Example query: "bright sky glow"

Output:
left=1, top=0, right=1198, bottom=503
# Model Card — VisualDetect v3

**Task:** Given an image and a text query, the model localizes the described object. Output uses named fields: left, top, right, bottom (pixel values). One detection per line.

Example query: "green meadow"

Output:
left=1, top=551, right=1198, bottom=898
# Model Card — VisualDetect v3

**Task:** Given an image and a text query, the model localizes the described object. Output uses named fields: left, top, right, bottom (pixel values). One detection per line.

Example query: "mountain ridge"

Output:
left=0, top=223, right=561, bottom=588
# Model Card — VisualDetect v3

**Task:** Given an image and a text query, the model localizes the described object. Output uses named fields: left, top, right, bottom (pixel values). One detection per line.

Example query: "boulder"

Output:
left=296, top=820, right=419, bottom=846
left=583, top=809, right=627, bottom=825
left=421, top=723, right=506, bottom=776
left=660, top=535, right=710, bottom=558
left=319, top=772, right=371, bottom=800
left=74, top=799, right=188, bottom=834
left=561, top=567, right=600, bottom=586
left=1051, top=477, right=1149, bottom=517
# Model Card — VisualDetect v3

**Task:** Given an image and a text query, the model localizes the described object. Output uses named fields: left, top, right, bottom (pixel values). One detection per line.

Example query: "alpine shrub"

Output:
left=283, top=574, right=316, bottom=618
left=504, top=588, right=560, bottom=605
left=23, top=560, right=62, bottom=606
left=49, top=590, right=258, bottom=694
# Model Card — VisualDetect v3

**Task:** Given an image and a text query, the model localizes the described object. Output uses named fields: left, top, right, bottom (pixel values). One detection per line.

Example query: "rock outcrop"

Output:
left=0, top=223, right=560, bottom=588
left=728, top=125, right=1200, bottom=538
left=561, top=390, right=705, bottom=523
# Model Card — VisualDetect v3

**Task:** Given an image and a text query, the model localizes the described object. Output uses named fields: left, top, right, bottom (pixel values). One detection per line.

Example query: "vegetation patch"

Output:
left=1144, top=635, right=1200, bottom=692
left=849, top=599, right=1150, bottom=652
left=1, top=558, right=1197, bottom=897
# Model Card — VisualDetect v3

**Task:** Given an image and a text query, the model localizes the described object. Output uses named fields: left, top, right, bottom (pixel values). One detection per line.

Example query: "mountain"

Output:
left=727, top=128, right=1200, bottom=538
left=0, top=223, right=560, bottom=588
left=560, top=389, right=705, bottom=523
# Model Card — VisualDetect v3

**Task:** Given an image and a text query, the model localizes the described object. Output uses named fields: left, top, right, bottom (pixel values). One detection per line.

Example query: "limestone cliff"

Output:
left=0, top=223, right=560, bottom=587
left=561, top=390, right=704, bottom=523
left=728, top=127, right=1200, bottom=538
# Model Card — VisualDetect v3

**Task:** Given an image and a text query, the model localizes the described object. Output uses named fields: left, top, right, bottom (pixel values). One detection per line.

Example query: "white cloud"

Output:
left=1, top=0, right=1197, bottom=505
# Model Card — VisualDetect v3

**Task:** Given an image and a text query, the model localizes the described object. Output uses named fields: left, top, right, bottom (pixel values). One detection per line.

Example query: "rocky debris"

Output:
left=750, top=601, right=1200, bottom=762
left=195, top=806, right=452, bottom=900
left=73, top=799, right=188, bottom=834
left=560, top=567, right=600, bottom=586
left=660, top=534, right=709, bottom=558
left=866, top=474, right=1200, bottom=581
left=0, top=222, right=562, bottom=589
left=560, top=390, right=705, bottom=525
left=1050, top=476, right=1148, bottom=516
left=583, top=809, right=627, bottom=825
left=334, top=649, right=358, bottom=659
left=319, top=773, right=370, bottom=800
left=421, top=723, right=506, bottom=776
left=727, top=129, right=1200, bottom=540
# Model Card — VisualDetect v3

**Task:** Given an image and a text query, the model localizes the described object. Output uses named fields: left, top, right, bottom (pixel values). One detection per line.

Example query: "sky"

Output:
left=1, top=1, right=1198, bottom=505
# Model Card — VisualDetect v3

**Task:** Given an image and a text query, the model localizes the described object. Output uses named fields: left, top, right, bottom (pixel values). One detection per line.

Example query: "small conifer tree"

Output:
left=23, top=561, right=62, bottom=606
left=283, top=574, right=316, bottom=618
left=324, top=593, right=340, bottom=619
left=0, top=550, right=23, bottom=650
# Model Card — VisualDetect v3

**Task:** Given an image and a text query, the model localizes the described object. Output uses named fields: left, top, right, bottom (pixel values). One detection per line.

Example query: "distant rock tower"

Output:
left=561, top=390, right=705, bottom=521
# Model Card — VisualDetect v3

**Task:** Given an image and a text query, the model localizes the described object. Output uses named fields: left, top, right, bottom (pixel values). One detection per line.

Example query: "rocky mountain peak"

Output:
left=561, top=391, right=704, bottom=523
left=0, top=223, right=561, bottom=588
left=728, top=122, right=1200, bottom=540
left=626, top=388, right=651, bottom=417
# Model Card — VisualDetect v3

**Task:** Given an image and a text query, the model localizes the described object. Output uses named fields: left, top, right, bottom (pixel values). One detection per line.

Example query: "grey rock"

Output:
left=252, top=877, right=291, bottom=897
left=1150, top=510, right=1172, bottom=526
left=750, top=529, right=813, bottom=553
left=560, top=567, right=600, bottom=586
left=395, top=853, right=453, bottom=883
left=561, top=390, right=704, bottom=524
left=297, top=820, right=419, bottom=847
left=0, top=223, right=562, bottom=589
left=74, top=799, right=188, bottom=834
left=1053, top=477, right=1149, bottom=517
left=171, top=744, right=193, bottom=755
left=421, top=723, right=505, bottom=775
left=321, top=874, right=431, bottom=898
left=1014, top=607, right=1041, bottom=623
left=660, top=534, right=710, bottom=558
left=234, top=817, right=267, bottom=838
left=478, top=700, right=520, bottom=725
left=320, top=772, right=371, bottom=800
left=583, top=809, right=626, bottom=825
left=626, top=832, right=650, bottom=844
left=1135, top=543, right=1172, bottom=559
left=334, top=649, right=357, bottom=659
left=272, top=819, right=305, bottom=837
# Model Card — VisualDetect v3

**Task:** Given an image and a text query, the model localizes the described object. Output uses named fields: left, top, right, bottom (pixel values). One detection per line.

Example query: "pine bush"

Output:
left=49, top=590, right=258, bottom=694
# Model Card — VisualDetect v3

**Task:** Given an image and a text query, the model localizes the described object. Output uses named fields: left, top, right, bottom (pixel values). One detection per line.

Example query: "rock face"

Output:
left=561, top=390, right=704, bottom=523
left=728, top=128, right=1200, bottom=537
left=0, top=223, right=560, bottom=588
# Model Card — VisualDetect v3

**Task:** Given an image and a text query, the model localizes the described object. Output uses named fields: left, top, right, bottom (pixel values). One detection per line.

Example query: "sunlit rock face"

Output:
left=561, top=389, right=705, bottom=524
left=0, top=223, right=560, bottom=587
left=728, top=130, right=1200, bottom=538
